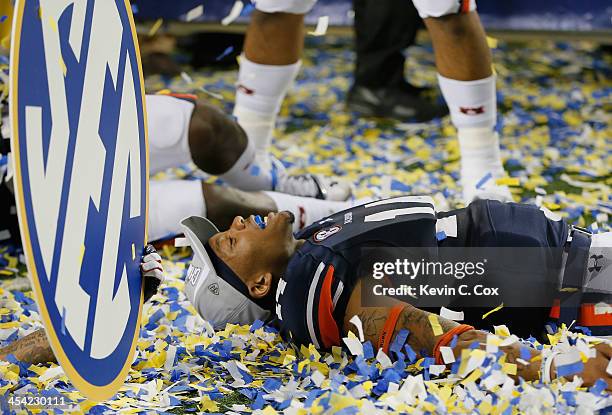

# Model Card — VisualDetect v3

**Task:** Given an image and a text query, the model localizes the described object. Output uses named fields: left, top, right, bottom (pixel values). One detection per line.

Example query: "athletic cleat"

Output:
left=275, top=171, right=352, bottom=201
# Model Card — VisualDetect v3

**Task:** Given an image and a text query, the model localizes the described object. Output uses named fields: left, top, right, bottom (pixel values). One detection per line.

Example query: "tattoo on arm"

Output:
left=394, top=305, right=457, bottom=357
left=0, top=329, right=56, bottom=365
left=349, top=304, right=457, bottom=358
left=356, top=310, right=387, bottom=342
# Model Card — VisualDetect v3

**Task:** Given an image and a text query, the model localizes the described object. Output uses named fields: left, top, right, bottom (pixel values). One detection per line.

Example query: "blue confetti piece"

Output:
left=450, top=334, right=459, bottom=348
left=240, top=3, right=255, bottom=17
left=389, top=329, right=409, bottom=356
left=436, top=230, right=447, bottom=241
left=421, top=357, right=435, bottom=368
left=362, top=341, right=374, bottom=359
left=250, top=319, right=265, bottom=332
left=475, top=172, right=493, bottom=189
left=404, top=344, right=417, bottom=363
left=590, top=378, right=608, bottom=395
left=0, top=16, right=7, bottom=23
left=556, top=361, right=584, bottom=378
left=252, top=392, right=266, bottom=410
left=215, top=46, right=234, bottom=61
left=263, top=378, right=282, bottom=392
left=520, top=346, right=531, bottom=361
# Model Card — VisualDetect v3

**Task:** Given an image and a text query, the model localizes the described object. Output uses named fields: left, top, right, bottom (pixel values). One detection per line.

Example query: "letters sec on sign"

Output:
left=10, top=0, right=148, bottom=400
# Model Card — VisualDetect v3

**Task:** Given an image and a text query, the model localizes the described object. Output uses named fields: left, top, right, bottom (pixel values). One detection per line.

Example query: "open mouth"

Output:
left=252, top=211, right=294, bottom=230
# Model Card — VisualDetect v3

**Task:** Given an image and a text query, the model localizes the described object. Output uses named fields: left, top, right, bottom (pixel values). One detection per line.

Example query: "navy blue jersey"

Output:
left=274, top=198, right=578, bottom=349
left=275, top=196, right=439, bottom=349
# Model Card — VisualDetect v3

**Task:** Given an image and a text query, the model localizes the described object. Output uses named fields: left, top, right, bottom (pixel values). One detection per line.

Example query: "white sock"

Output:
left=457, top=127, right=505, bottom=185
left=264, top=191, right=351, bottom=232
left=437, top=73, right=510, bottom=201
left=233, top=56, right=301, bottom=152
left=437, top=73, right=497, bottom=129
left=149, top=180, right=206, bottom=241
left=219, top=139, right=280, bottom=191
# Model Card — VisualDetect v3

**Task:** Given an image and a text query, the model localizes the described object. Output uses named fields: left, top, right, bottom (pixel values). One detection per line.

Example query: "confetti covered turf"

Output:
left=1, top=37, right=611, bottom=414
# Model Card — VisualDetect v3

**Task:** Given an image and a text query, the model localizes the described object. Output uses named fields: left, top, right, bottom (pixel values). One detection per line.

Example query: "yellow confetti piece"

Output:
left=148, top=18, right=163, bottom=37
left=428, top=314, right=444, bottom=336
left=486, top=36, right=498, bottom=48
left=482, top=303, right=504, bottom=320
left=502, top=362, right=517, bottom=376
left=131, top=243, right=135, bottom=261
left=261, top=406, right=279, bottom=415
left=495, top=177, right=520, bottom=186
left=461, top=368, right=483, bottom=385
left=478, top=400, right=494, bottom=414
left=199, top=396, right=219, bottom=412
left=6, top=256, right=17, bottom=270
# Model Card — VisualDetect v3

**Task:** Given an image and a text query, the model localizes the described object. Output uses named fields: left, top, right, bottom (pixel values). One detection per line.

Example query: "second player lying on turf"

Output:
left=181, top=196, right=612, bottom=389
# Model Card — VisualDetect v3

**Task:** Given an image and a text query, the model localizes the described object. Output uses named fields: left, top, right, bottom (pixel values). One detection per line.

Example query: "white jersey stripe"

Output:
left=332, top=280, right=344, bottom=310
left=364, top=207, right=435, bottom=223
left=365, top=196, right=436, bottom=210
left=306, top=262, right=325, bottom=348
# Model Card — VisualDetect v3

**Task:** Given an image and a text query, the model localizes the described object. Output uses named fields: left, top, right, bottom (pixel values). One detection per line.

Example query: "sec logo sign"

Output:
left=10, top=0, right=148, bottom=400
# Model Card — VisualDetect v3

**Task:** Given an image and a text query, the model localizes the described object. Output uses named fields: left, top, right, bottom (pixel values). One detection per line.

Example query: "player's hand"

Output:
left=557, top=342, right=612, bottom=391
left=141, top=244, right=164, bottom=283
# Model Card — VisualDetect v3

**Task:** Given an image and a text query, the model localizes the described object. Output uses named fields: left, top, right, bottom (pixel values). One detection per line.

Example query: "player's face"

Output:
left=208, top=211, right=297, bottom=287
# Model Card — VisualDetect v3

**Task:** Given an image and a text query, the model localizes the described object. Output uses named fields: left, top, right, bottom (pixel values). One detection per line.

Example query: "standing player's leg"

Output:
left=146, top=94, right=353, bottom=240
left=233, top=1, right=351, bottom=201
left=411, top=1, right=512, bottom=203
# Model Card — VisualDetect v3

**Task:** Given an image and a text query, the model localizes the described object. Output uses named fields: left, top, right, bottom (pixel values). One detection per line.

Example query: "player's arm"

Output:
left=0, top=245, right=165, bottom=365
left=343, top=280, right=612, bottom=390
left=0, top=329, right=55, bottom=364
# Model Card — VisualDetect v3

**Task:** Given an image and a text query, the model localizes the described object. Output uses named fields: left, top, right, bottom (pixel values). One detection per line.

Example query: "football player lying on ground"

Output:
left=1, top=198, right=611, bottom=389
left=144, top=94, right=354, bottom=240
left=177, top=197, right=612, bottom=390
left=0, top=93, right=354, bottom=244
left=0, top=245, right=164, bottom=365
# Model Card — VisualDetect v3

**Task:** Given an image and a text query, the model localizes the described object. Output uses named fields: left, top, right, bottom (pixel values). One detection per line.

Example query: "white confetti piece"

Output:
left=308, top=16, right=329, bottom=36
left=343, top=335, right=364, bottom=356
left=349, top=315, right=364, bottom=342
left=486, top=334, right=501, bottom=353
left=429, top=365, right=445, bottom=376
left=39, top=366, right=64, bottom=382
left=164, top=345, right=177, bottom=371
left=482, top=370, right=507, bottom=390
left=222, top=360, right=245, bottom=386
left=180, top=71, right=193, bottom=84
left=439, top=306, right=463, bottom=321
left=185, top=5, right=204, bottom=22
left=311, top=370, right=325, bottom=387
left=500, top=334, right=519, bottom=347
left=376, top=348, right=393, bottom=369
left=439, top=346, right=455, bottom=364
left=221, top=1, right=243, bottom=26
left=607, top=359, right=612, bottom=376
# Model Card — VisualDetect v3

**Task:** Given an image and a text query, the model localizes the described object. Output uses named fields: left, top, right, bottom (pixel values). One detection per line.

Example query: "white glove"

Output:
left=140, top=250, right=164, bottom=283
